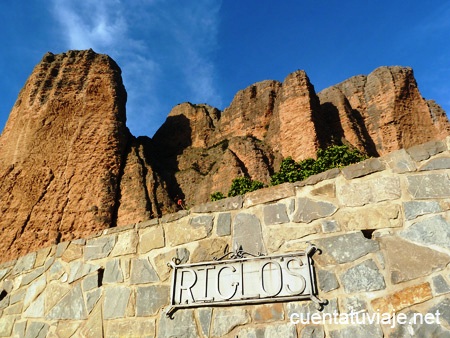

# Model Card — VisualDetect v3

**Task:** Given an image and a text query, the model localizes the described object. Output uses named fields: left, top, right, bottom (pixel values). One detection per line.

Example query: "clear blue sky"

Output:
left=1, top=1, right=449, bottom=137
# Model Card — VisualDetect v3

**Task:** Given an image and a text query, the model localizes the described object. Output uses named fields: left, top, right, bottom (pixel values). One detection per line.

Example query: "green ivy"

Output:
left=210, top=191, right=225, bottom=201
left=270, top=145, right=367, bottom=186
left=228, top=177, right=265, bottom=197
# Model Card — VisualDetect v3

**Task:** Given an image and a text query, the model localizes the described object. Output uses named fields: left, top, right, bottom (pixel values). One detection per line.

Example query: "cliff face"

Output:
left=0, top=50, right=449, bottom=261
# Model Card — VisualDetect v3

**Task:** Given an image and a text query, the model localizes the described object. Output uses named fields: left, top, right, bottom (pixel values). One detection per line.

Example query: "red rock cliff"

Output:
left=0, top=50, right=449, bottom=261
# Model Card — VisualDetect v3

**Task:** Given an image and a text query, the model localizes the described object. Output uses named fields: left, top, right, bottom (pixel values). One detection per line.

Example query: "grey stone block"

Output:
left=341, top=158, right=385, bottom=179
left=157, top=309, right=198, bottom=338
left=340, top=259, right=385, bottom=293
left=429, top=298, right=450, bottom=326
left=407, top=140, right=446, bottom=161
left=190, top=215, right=214, bottom=232
left=321, top=220, right=340, bottom=233
left=232, top=213, right=266, bottom=254
left=432, top=275, right=450, bottom=295
left=318, top=269, right=339, bottom=293
left=103, top=258, right=124, bottom=284
left=338, top=177, right=400, bottom=206
left=24, top=321, right=49, bottom=338
left=300, top=326, right=325, bottom=338
left=197, top=308, right=212, bottom=337
left=389, top=310, right=450, bottom=338
left=419, top=157, right=450, bottom=171
left=67, top=261, right=101, bottom=284
left=103, top=286, right=130, bottom=319
left=216, top=213, right=231, bottom=236
left=191, top=196, right=243, bottom=213
left=47, top=284, right=87, bottom=320
left=11, top=252, right=36, bottom=275
left=292, top=198, right=337, bottom=223
left=400, top=215, right=450, bottom=250
left=84, top=236, right=116, bottom=260
left=407, top=173, right=450, bottom=199
left=340, top=296, right=367, bottom=314
left=329, top=324, right=383, bottom=338
left=315, top=232, right=379, bottom=264
left=130, top=258, right=159, bottom=284
left=210, top=308, right=249, bottom=337
left=264, top=203, right=290, bottom=225
left=403, top=201, right=441, bottom=220
left=383, top=149, right=417, bottom=173
left=85, top=288, right=102, bottom=314
left=136, top=285, right=169, bottom=316
left=160, top=210, right=189, bottom=223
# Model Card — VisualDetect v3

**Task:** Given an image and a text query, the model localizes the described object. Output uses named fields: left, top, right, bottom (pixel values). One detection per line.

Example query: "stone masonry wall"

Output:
left=1, top=137, right=450, bottom=337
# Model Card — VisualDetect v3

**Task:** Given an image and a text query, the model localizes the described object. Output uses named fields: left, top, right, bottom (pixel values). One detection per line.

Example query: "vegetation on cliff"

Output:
left=211, top=144, right=367, bottom=200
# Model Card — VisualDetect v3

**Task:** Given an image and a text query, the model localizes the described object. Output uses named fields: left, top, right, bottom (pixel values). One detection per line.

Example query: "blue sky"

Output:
left=1, top=1, right=449, bottom=137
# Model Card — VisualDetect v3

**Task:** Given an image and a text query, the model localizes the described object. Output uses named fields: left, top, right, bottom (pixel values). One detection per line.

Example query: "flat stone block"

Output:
left=110, top=230, right=138, bottom=256
left=329, top=325, right=383, bottom=338
left=232, top=213, right=266, bottom=254
left=338, top=176, right=400, bottom=206
left=379, top=236, right=450, bottom=284
left=160, top=210, right=189, bottom=223
left=0, top=315, right=15, bottom=337
left=136, top=285, right=169, bottom=316
left=84, top=235, right=116, bottom=260
left=292, top=197, right=337, bottom=223
left=400, top=215, right=450, bottom=250
left=103, top=258, right=124, bottom=284
left=341, top=157, right=385, bottom=179
left=154, top=248, right=190, bottom=282
left=164, top=217, right=212, bottom=247
left=103, top=286, right=130, bottom=319
left=105, top=319, right=155, bottom=338
left=336, top=204, right=401, bottom=231
left=407, top=140, right=446, bottom=161
left=24, top=321, right=49, bottom=338
left=47, top=284, right=87, bottom=320
left=389, top=310, right=450, bottom=338
left=407, top=173, right=450, bottom=199
left=243, top=183, right=295, bottom=207
left=318, top=269, right=339, bottom=293
left=340, top=259, right=385, bottom=293
left=67, top=261, right=101, bottom=284
left=61, top=243, right=83, bottom=262
left=216, top=213, right=231, bottom=236
left=432, top=275, right=450, bottom=295
left=252, top=303, right=284, bottom=323
left=190, top=238, right=228, bottom=263
left=130, top=258, right=159, bottom=284
left=157, top=309, right=198, bottom=338
left=371, top=282, right=432, bottom=316
left=383, top=149, right=417, bottom=173
left=139, top=225, right=165, bottom=254
left=419, top=156, right=450, bottom=171
left=11, top=252, right=36, bottom=275
left=321, top=220, right=341, bottom=233
left=403, top=200, right=441, bottom=220
left=295, top=168, right=340, bottom=186
left=314, top=232, right=379, bottom=265
left=211, top=308, right=249, bottom=337
left=263, top=203, right=290, bottom=225
left=429, top=298, right=450, bottom=326
left=190, top=196, right=243, bottom=213
left=263, top=224, right=318, bottom=252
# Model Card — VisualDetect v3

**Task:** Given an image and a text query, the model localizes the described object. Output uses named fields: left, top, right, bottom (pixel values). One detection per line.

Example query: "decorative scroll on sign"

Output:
left=166, top=244, right=325, bottom=317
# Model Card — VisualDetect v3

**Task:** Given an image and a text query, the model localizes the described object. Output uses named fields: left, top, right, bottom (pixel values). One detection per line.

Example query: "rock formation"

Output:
left=0, top=50, right=449, bottom=261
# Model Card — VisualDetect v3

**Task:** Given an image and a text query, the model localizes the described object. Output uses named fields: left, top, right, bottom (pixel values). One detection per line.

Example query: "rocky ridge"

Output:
left=0, top=50, right=449, bottom=261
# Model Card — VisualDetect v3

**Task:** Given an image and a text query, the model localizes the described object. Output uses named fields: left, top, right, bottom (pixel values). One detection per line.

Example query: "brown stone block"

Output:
left=371, top=282, right=432, bottom=315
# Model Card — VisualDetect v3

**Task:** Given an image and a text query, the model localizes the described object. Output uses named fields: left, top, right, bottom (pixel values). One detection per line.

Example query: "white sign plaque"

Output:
left=167, top=245, right=324, bottom=317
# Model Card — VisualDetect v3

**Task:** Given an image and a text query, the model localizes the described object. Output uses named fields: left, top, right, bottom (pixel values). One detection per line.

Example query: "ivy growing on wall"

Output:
left=210, top=144, right=367, bottom=201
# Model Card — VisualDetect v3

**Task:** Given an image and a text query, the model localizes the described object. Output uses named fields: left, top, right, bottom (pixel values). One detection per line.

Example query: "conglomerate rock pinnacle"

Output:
left=0, top=50, right=448, bottom=261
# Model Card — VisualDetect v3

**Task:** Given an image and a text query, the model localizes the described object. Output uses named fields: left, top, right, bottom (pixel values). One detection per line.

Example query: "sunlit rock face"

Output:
left=0, top=49, right=449, bottom=262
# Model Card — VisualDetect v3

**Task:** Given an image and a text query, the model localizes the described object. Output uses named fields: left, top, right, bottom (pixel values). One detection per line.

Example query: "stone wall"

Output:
left=1, top=137, right=450, bottom=337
